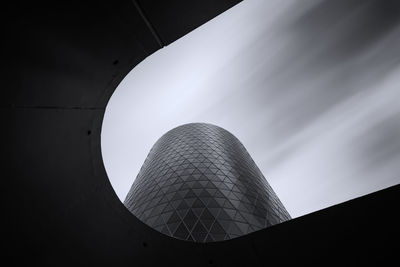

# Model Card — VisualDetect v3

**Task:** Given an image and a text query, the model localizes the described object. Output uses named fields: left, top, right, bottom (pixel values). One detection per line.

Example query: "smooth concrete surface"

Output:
left=8, top=0, right=399, bottom=265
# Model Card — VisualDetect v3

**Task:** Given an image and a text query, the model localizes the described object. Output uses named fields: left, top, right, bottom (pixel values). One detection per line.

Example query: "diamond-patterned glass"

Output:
left=124, top=123, right=291, bottom=242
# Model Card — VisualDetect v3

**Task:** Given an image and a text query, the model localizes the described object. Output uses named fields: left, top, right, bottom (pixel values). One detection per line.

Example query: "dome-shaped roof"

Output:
left=124, top=123, right=290, bottom=242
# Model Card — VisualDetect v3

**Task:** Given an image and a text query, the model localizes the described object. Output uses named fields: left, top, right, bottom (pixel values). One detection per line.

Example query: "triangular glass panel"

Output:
left=222, top=200, right=235, bottom=210
left=178, top=189, right=189, bottom=198
left=167, top=211, right=181, bottom=223
left=193, top=174, right=202, bottom=180
left=177, top=200, right=189, bottom=210
left=227, top=233, right=240, bottom=239
left=180, top=176, right=190, bottom=183
left=184, top=189, right=196, bottom=198
left=171, top=193, right=182, bottom=201
left=192, top=198, right=205, bottom=208
left=176, top=169, right=184, bottom=176
left=166, top=186, right=176, bottom=194
left=199, top=190, right=211, bottom=198
left=232, top=191, right=244, bottom=201
left=237, top=202, right=249, bottom=212
left=163, top=204, right=175, bottom=213
left=146, top=216, right=157, bottom=226
left=174, top=223, right=189, bottom=239
left=217, top=174, right=226, bottom=182
left=201, top=219, right=215, bottom=229
left=191, top=232, right=207, bottom=243
left=165, top=192, right=175, bottom=201
left=217, top=209, right=231, bottom=220
left=214, top=197, right=226, bottom=206
left=205, top=188, right=217, bottom=196
left=199, top=180, right=208, bottom=187
left=232, top=185, right=241, bottom=193
left=161, top=226, right=171, bottom=236
left=199, top=196, right=212, bottom=206
left=224, top=208, right=236, bottom=219
left=208, top=208, right=221, bottom=218
left=220, top=189, right=230, bottom=197
left=193, top=188, right=203, bottom=196
left=219, top=219, right=232, bottom=232
left=228, top=192, right=239, bottom=201
left=230, top=199, right=240, bottom=208
left=184, top=197, right=196, bottom=207
left=142, top=209, right=151, bottom=219
left=192, top=221, right=207, bottom=233
left=153, top=216, right=165, bottom=227
left=212, top=181, right=222, bottom=188
left=254, top=215, right=265, bottom=227
left=154, top=225, right=163, bottom=232
left=205, top=234, right=214, bottom=242
left=192, top=208, right=205, bottom=218
left=170, top=200, right=181, bottom=209
left=192, top=169, right=202, bottom=175
left=192, top=181, right=202, bottom=188
left=177, top=208, right=189, bottom=219
left=210, top=221, right=225, bottom=234
left=229, top=222, right=243, bottom=235
left=192, top=162, right=200, bottom=168
left=184, top=209, right=198, bottom=220
left=207, top=198, right=219, bottom=208
left=211, top=233, right=226, bottom=241
left=200, top=208, right=214, bottom=220
left=183, top=219, right=197, bottom=231
left=235, top=222, right=249, bottom=234
left=186, top=181, right=196, bottom=187
left=161, top=211, right=174, bottom=222
left=155, top=189, right=164, bottom=197
left=235, top=212, right=249, bottom=223
left=213, top=190, right=224, bottom=198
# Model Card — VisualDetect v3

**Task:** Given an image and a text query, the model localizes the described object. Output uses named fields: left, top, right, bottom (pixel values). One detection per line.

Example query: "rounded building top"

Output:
left=124, top=123, right=290, bottom=242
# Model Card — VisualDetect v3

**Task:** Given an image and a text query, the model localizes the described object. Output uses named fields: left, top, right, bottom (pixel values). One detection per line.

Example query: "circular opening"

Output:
left=101, top=0, right=400, bottom=224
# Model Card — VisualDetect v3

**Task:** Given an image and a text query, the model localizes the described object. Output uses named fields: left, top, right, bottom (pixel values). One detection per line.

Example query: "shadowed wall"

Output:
left=8, top=0, right=399, bottom=265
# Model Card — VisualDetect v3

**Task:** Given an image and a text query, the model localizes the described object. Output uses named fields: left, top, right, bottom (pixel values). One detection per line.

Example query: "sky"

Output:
left=101, top=0, right=400, bottom=218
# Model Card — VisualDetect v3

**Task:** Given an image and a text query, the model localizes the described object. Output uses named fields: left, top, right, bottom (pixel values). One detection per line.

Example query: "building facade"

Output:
left=124, top=123, right=290, bottom=242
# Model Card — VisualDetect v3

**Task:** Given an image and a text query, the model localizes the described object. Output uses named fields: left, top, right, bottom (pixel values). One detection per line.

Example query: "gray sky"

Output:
left=101, top=0, right=400, bottom=218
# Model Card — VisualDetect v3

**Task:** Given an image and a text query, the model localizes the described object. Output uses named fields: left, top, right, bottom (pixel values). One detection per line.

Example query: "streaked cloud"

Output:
left=102, top=0, right=400, bottom=218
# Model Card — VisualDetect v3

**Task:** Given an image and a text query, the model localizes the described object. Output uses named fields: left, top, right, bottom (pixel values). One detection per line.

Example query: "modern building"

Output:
left=11, top=0, right=399, bottom=265
left=124, top=123, right=291, bottom=242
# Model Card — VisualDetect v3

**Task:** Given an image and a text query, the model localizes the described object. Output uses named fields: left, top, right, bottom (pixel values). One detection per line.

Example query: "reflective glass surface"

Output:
left=124, top=123, right=291, bottom=242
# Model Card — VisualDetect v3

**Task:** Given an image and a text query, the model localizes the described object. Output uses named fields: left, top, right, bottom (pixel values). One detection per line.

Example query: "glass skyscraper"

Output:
left=124, top=123, right=290, bottom=242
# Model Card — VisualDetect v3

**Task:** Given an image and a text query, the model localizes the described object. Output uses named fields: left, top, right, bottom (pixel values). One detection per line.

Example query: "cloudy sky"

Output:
left=101, top=0, right=400, bottom=218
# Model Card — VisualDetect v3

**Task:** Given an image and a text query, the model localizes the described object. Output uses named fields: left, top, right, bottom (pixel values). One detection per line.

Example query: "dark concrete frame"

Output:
left=9, top=0, right=399, bottom=265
